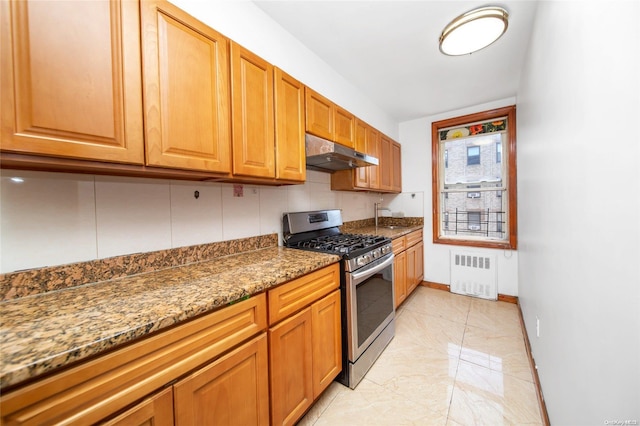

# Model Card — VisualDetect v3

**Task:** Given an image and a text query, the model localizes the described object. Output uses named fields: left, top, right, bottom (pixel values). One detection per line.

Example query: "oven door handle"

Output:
left=351, top=254, right=394, bottom=283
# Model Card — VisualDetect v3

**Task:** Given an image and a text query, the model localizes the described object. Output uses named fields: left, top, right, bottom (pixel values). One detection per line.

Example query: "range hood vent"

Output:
left=305, top=133, right=378, bottom=173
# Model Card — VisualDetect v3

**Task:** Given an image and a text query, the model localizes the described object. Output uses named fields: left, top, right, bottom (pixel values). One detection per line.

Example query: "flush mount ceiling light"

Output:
left=439, top=6, right=509, bottom=56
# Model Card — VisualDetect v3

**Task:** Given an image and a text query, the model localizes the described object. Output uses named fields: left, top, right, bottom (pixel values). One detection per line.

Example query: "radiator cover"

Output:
left=450, top=250, right=497, bottom=300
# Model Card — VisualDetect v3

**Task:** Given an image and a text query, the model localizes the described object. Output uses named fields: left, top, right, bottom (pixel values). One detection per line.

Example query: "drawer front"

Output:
left=392, top=236, right=407, bottom=254
left=405, top=229, right=423, bottom=247
left=1, top=294, right=267, bottom=426
left=268, top=263, right=340, bottom=326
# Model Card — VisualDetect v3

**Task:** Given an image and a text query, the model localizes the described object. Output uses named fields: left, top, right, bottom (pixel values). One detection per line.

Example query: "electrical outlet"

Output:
left=536, top=316, right=540, bottom=338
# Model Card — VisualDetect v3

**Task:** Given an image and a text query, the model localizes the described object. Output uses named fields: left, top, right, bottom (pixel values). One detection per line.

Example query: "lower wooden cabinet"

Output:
left=269, top=307, right=314, bottom=426
left=393, top=229, right=424, bottom=308
left=0, top=294, right=267, bottom=425
left=267, top=265, right=341, bottom=426
left=269, top=289, right=341, bottom=426
left=0, top=264, right=342, bottom=426
left=101, top=387, right=174, bottom=426
left=174, top=333, right=270, bottom=426
left=394, top=250, right=408, bottom=307
left=311, top=290, right=342, bottom=397
left=407, top=241, right=424, bottom=295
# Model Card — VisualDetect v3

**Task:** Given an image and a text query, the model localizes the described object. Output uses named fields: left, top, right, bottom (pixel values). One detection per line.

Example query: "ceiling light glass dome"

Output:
left=439, top=7, right=509, bottom=56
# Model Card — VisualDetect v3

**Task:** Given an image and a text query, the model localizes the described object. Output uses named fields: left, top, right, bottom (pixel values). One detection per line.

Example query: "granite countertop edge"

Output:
left=0, top=247, right=340, bottom=389
left=349, top=224, right=424, bottom=240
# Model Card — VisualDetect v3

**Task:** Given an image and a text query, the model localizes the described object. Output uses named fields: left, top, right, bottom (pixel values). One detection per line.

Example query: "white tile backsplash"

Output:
left=0, top=170, right=97, bottom=272
left=95, top=176, right=172, bottom=258
left=258, top=185, right=289, bottom=244
left=220, top=183, right=261, bottom=240
left=170, top=181, right=223, bottom=248
left=0, top=170, right=424, bottom=273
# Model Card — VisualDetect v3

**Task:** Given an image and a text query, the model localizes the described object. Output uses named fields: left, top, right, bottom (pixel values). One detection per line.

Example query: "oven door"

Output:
left=345, top=253, right=395, bottom=362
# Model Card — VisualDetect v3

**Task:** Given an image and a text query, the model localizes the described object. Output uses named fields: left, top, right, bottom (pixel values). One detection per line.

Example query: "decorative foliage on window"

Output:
left=440, top=119, right=507, bottom=141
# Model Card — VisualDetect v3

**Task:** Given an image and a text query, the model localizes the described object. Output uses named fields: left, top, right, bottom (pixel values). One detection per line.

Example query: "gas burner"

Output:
left=292, top=233, right=387, bottom=255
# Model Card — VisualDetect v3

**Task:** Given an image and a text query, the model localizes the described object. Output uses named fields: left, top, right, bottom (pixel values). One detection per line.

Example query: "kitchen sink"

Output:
left=379, top=225, right=408, bottom=230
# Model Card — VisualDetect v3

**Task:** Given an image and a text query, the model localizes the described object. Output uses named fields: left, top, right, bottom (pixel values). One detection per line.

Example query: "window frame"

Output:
left=431, top=105, right=517, bottom=250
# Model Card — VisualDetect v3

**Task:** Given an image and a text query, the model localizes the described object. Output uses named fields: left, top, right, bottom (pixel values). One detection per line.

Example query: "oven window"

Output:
left=356, top=271, right=394, bottom=348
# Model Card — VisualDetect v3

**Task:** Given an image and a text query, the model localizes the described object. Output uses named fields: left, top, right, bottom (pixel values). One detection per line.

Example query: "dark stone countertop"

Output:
left=0, top=247, right=340, bottom=388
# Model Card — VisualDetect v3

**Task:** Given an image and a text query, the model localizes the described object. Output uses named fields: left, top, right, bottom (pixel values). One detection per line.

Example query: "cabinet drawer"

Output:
left=405, top=229, right=423, bottom=248
left=0, top=294, right=267, bottom=425
left=268, top=263, right=340, bottom=326
left=392, top=236, right=406, bottom=254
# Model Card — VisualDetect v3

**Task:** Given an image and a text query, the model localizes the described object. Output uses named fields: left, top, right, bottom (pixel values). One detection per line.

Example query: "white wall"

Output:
left=516, top=1, right=640, bottom=424
left=399, top=98, right=519, bottom=296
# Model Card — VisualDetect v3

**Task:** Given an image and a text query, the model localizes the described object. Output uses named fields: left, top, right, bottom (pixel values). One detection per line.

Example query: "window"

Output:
left=467, top=146, right=480, bottom=165
left=431, top=105, right=517, bottom=249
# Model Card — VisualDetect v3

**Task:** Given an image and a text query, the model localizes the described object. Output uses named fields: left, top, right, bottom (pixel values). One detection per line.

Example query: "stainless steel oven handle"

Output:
left=350, top=253, right=394, bottom=283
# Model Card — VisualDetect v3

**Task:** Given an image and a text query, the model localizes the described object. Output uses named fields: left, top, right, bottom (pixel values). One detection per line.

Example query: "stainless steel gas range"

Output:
left=283, top=209, right=395, bottom=389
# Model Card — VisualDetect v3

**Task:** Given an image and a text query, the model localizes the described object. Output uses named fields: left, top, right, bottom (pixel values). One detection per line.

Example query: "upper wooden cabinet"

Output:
left=329, top=123, right=402, bottom=194
left=141, top=0, right=231, bottom=173
left=379, top=134, right=393, bottom=191
left=305, top=87, right=355, bottom=149
left=367, top=127, right=381, bottom=189
left=333, top=106, right=355, bottom=149
left=274, top=68, right=306, bottom=182
left=305, top=88, right=334, bottom=141
left=230, top=42, right=275, bottom=178
left=353, top=119, right=370, bottom=188
left=0, top=0, right=144, bottom=164
left=391, top=139, right=402, bottom=192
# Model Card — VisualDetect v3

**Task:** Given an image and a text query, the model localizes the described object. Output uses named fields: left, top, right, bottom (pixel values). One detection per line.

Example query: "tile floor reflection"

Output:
left=298, top=287, right=543, bottom=426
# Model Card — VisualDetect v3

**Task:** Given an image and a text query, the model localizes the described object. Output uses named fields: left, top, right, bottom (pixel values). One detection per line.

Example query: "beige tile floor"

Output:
left=298, top=286, right=543, bottom=426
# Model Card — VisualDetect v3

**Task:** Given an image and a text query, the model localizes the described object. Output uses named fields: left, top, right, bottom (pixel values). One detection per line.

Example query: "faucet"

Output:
left=374, top=202, right=391, bottom=228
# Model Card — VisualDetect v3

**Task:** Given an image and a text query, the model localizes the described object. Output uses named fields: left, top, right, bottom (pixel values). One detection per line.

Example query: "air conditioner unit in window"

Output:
left=469, top=224, right=481, bottom=231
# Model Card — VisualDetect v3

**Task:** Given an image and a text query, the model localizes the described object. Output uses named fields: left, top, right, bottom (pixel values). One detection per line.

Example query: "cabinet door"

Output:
left=174, top=333, right=270, bottom=426
left=101, top=387, right=173, bottom=426
left=274, top=68, right=305, bottom=181
left=353, top=119, right=370, bottom=188
left=1, top=0, right=144, bottom=164
left=391, top=140, right=402, bottom=193
left=407, top=241, right=424, bottom=296
left=269, top=308, right=313, bottom=426
left=312, top=290, right=342, bottom=397
left=231, top=42, right=275, bottom=178
left=394, top=251, right=407, bottom=308
left=379, top=134, right=393, bottom=191
left=305, top=88, right=333, bottom=140
left=368, top=127, right=381, bottom=190
left=333, top=106, right=355, bottom=148
left=141, top=0, right=231, bottom=172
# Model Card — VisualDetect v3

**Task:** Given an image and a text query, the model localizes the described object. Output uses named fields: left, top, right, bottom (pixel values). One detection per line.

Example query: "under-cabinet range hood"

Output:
left=305, top=133, right=379, bottom=172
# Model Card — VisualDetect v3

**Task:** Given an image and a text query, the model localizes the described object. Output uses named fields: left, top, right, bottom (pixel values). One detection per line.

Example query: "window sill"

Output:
left=434, top=236, right=517, bottom=251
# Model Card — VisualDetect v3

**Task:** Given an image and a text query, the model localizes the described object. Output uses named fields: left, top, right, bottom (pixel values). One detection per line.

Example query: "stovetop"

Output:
left=282, top=210, right=394, bottom=268
left=287, top=233, right=390, bottom=257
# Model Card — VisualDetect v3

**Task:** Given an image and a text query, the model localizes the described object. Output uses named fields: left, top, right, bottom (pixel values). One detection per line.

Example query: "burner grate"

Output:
left=292, top=233, right=388, bottom=255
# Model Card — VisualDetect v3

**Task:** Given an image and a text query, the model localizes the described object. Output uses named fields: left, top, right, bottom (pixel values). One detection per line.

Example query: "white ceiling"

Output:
left=253, top=1, right=538, bottom=122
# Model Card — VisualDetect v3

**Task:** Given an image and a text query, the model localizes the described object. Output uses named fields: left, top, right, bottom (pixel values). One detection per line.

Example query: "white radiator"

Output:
left=450, top=251, right=497, bottom=300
